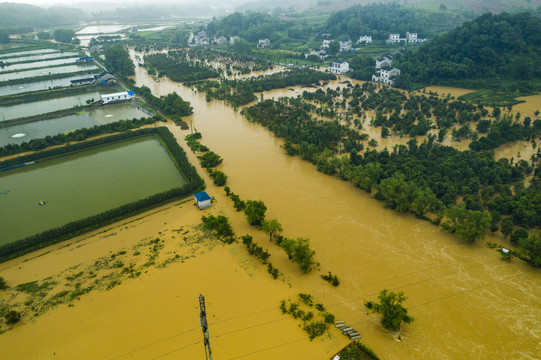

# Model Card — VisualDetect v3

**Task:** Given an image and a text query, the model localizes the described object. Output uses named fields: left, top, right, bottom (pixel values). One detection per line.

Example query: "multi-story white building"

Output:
left=329, top=60, right=350, bottom=74
left=387, top=33, right=401, bottom=43
left=386, top=32, right=426, bottom=44
left=375, top=54, right=393, bottom=69
left=321, top=39, right=331, bottom=49
left=258, top=39, right=271, bottom=48
left=357, top=35, right=372, bottom=44
left=339, top=39, right=352, bottom=52
left=372, top=67, right=401, bottom=86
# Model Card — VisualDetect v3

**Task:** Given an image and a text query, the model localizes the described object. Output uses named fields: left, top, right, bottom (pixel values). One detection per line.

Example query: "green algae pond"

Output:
left=0, top=135, right=186, bottom=245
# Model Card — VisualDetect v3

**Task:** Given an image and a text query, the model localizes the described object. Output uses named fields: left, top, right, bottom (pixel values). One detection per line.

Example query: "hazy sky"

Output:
left=0, top=0, right=211, bottom=6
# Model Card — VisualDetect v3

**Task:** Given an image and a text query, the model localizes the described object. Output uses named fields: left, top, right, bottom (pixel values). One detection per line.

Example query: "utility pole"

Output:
left=199, top=294, right=213, bottom=360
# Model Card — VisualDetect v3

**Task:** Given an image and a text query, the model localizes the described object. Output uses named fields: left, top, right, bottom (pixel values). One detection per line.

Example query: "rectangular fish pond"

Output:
left=0, top=133, right=188, bottom=246
left=0, top=102, right=150, bottom=146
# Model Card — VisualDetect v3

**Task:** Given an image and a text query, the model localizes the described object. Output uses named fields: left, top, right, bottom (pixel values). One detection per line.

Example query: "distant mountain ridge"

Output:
left=0, top=3, right=85, bottom=29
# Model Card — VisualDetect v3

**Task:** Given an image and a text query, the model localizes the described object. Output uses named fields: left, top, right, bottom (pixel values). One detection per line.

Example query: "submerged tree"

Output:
left=244, top=200, right=267, bottom=226
left=262, top=218, right=283, bottom=242
left=365, top=289, right=414, bottom=332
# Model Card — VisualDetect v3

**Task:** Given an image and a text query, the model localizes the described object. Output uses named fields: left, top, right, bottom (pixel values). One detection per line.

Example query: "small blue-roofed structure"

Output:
left=194, top=191, right=212, bottom=210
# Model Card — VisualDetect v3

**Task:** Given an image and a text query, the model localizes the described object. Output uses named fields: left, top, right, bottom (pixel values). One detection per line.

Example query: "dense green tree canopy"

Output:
left=53, top=29, right=75, bottom=43
left=395, top=12, right=541, bottom=86
left=325, top=3, right=470, bottom=40
left=365, top=289, right=414, bottom=331
left=104, top=44, right=135, bottom=77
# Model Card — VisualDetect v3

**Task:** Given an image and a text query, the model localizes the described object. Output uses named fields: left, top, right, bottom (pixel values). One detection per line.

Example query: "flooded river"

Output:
left=0, top=135, right=185, bottom=244
left=130, top=60, right=541, bottom=359
left=0, top=102, right=148, bottom=145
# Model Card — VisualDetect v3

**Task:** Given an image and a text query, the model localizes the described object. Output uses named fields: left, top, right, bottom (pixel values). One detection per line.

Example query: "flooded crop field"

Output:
left=0, top=64, right=98, bottom=82
left=0, top=103, right=149, bottom=145
left=0, top=135, right=185, bottom=244
left=76, top=25, right=132, bottom=34
left=0, top=48, right=539, bottom=360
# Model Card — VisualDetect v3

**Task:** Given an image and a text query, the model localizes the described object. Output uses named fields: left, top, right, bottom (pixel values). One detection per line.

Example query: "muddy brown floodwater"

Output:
left=0, top=52, right=540, bottom=360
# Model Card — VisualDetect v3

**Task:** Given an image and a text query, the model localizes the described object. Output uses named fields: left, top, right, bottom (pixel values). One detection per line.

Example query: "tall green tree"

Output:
left=104, top=43, right=135, bottom=77
left=365, top=289, right=414, bottom=332
left=280, top=237, right=316, bottom=273
left=53, top=29, right=75, bottom=43
left=520, top=231, right=541, bottom=267
left=261, top=218, right=283, bottom=242
left=0, top=29, right=10, bottom=43
left=244, top=200, right=267, bottom=226
left=441, top=205, right=491, bottom=242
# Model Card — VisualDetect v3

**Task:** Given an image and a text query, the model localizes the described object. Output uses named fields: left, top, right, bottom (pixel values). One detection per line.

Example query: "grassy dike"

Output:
left=0, top=127, right=205, bottom=262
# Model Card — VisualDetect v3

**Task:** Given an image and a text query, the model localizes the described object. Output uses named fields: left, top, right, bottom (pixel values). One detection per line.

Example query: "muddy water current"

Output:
left=129, top=56, right=541, bottom=359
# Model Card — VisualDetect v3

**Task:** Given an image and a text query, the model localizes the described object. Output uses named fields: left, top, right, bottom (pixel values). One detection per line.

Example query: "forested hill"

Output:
left=325, top=3, right=471, bottom=40
left=395, top=12, right=541, bottom=88
left=206, top=12, right=292, bottom=42
left=0, top=3, right=85, bottom=30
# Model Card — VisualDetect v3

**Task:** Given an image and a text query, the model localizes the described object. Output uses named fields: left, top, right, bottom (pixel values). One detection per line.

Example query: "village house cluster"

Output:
left=386, top=32, right=426, bottom=44
left=188, top=30, right=241, bottom=47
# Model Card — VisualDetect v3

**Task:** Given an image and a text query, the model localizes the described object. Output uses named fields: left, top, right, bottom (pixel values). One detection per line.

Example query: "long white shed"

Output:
left=100, top=91, right=135, bottom=104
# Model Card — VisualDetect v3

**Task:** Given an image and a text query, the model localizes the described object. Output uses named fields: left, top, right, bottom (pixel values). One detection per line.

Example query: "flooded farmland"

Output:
left=0, top=102, right=149, bottom=145
left=0, top=64, right=98, bottom=82
left=0, top=135, right=185, bottom=244
left=0, top=51, right=539, bottom=360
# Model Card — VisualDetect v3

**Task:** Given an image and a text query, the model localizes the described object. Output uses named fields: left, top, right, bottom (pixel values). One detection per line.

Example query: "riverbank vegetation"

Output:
left=240, top=87, right=541, bottom=267
left=0, top=127, right=204, bottom=262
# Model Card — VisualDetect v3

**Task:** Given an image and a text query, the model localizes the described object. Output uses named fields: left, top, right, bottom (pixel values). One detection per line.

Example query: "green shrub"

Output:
left=4, top=310, right=21, bottom=324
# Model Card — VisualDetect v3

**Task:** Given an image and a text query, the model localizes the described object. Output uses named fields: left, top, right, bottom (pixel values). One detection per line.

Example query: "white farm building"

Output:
left=329, top=60, right=349, bottom=74
left=194, top=191, right=212, bottom=210
left=100, top=91, right=135, bottom=104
